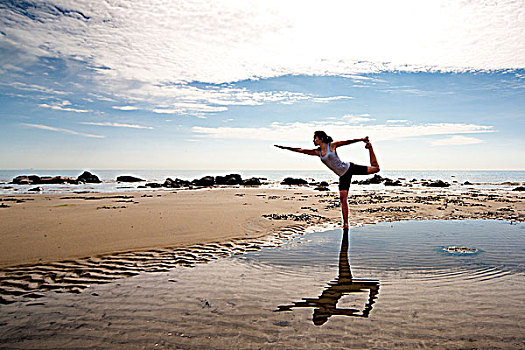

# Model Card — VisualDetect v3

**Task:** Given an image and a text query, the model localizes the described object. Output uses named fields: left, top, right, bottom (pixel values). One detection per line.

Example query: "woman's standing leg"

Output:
left=339, top=190, right=349, bottom=228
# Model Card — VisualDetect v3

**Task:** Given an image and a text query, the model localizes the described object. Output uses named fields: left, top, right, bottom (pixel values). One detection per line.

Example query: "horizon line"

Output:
left=1, top=168, right=524, bottom=172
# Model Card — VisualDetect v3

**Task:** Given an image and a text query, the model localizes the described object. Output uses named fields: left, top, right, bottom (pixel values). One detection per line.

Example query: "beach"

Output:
left=1, top=185, right=524, bottom=349
left=1, top=186, right=523, bottom=268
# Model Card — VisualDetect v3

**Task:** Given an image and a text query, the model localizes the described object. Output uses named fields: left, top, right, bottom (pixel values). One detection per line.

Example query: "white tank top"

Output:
left=318, top=143, right=350, bottom=176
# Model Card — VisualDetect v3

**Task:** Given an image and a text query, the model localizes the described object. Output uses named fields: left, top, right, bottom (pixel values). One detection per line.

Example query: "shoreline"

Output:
left=1, top=186, right=523, bottom=268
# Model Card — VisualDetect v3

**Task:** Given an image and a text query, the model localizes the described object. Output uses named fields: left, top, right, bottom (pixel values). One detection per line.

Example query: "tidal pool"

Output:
left=1, top=220, right=524, bottom=349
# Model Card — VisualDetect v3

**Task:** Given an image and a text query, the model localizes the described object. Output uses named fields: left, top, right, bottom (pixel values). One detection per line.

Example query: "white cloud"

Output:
left=80, top=122, right=153, bottom=130
left=2, top=0, right=522, bottom=89
left=125, top=85, right=316, bottom=114
left=312, top=96, right=354, bottom=103
left=38, top=100, right=89, bottom=113
left=192, top=121, right=494, bottom=142
left=88, top=93, right=116, bottom=102
left=112, top=106, right=139, bottom=111
left=22, top=123, right=104, bottom=138
left=7, top=82, right=69, bottom=96
left=387, top=120, right=409, bottom=123
left=341, top=114, right=376, bottom=123
left=431, top=135, right=484, bottom=146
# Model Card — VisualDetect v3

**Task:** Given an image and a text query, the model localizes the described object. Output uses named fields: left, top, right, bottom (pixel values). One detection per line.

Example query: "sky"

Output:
left=0, top=0, right=524, bottom=171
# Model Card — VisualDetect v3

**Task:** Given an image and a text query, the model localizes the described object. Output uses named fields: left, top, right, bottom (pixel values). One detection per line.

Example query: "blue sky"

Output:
left=0, top=0, right=523, bottom=170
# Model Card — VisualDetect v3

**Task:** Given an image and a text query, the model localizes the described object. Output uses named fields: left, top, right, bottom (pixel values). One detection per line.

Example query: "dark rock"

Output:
left=424, top=180, right=450, bottom=188
left=281, top=177, right=308, bottom=186
left=77, top=171, right=101, bottom=183
left=39, top=176, right=78, bottom=184
left=354, top=174, right=385, bottom=185
left=384, top=179, right=402, bottom=186
left=463, top=181, right=472, bottom=185
left=145, top=182, right=162, bottom=188
left=28, top=187, right=43, bottom=192
left=512, top=186, right=525, bottom=191
left=163, top=178, right=175, bottom=187
left=242, top=177, right=261, bottom=186
left=12, top=175, right=41, bottom=185
left=163, top=178, right=191, bottom=188
left=367, top=174, right=385, bottom=184
left=314, top=180, right=330, bottom=191
left=116, top=175, right=145, bottom=182
left=193, top=176, right=215, bottom=187
left=215, top=174, right=242, bottom=185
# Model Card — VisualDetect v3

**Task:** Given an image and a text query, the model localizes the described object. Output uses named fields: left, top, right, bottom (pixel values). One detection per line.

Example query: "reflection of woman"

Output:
left=277, top=228, right=380, bottom=325
left=275, top=131, right=380, bottom=228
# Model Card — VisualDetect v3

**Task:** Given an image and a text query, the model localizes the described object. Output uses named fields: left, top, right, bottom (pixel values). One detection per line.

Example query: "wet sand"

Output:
left=1, top=187, right=523, bottom=268
left=1, top=222, right=523, bottom=349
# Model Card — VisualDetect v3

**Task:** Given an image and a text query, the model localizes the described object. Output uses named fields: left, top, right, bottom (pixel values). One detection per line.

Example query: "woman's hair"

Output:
left=314, top=130, right=333, bottom=143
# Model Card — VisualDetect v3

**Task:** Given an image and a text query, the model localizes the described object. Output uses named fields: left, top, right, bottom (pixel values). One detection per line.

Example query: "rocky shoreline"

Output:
left=8, top=171, right=525, bottom=192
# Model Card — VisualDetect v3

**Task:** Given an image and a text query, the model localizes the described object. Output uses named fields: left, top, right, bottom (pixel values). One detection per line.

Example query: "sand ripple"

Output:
left=0, top=225, right=308, bottom=304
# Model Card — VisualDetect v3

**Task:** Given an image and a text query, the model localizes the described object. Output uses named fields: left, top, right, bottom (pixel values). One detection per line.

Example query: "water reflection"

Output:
left=277, top=228, right=380, bottom=325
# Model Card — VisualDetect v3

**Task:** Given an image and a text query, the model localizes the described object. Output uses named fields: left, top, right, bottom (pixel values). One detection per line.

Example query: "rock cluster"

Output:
left=116, top=175, right=145, bottom=182
left=12, top=171, right=101, bottom=185
left=161, top=178, right=192, bottom=188
left=215, top=174, right=242, bottom=185
left=281, top=177, right=308, bottom=186
left=77, top=171, right=102, bottom=183
left=422, top=180, right=451, bottom=188
left=314, top=181, right=330, bottom=191
left=11, top=171, right=475, bottom=191
left=352, top=174, right=385, bottom=185
left=144, top=174, right=263, bottom=189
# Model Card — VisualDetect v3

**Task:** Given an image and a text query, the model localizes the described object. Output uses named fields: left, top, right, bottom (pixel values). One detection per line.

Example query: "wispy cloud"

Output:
left=312, top=96, right=354, bottom=103
left=431, top=135, right=484, bottom=146
left=22, top=123, right=104, bottom=138
left=192, top=121, right=494, bottom=142
left=80, top=122, right=153, bottom=130
left=152, top=103, right=228, bottom=114
left=88, top=93, right=116, bottom=102
left=112, top=106, right=139, bottom=111
left=7, top=82, right=69, bottom=96
left=39, top=100, right=89, bottom=113
left=341, top=114, right=376, bottom=123
left=387, top=120, right=409, bottom=123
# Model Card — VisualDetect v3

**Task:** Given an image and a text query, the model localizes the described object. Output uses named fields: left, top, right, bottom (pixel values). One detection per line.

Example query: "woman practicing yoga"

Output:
left=275, top=131, right=380, bottom=228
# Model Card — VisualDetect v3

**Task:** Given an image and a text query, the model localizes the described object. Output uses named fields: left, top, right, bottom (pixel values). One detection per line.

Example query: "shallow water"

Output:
left=245, top=220, right=525, bottom=282
left=0, top=220, right=524, bottom=349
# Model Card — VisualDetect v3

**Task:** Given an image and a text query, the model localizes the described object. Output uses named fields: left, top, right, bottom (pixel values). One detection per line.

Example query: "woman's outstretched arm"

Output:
left=332, top=136, right=369, bottom=149
left=274, top=145, right=318, bottom=156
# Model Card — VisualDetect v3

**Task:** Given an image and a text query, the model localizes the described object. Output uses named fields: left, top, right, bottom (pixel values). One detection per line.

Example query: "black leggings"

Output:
left=338, top=162, right=368, bottom=191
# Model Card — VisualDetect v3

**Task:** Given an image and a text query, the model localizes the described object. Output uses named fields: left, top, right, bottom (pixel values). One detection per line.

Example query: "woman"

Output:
left=275, top=130, right=380, bottom=228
